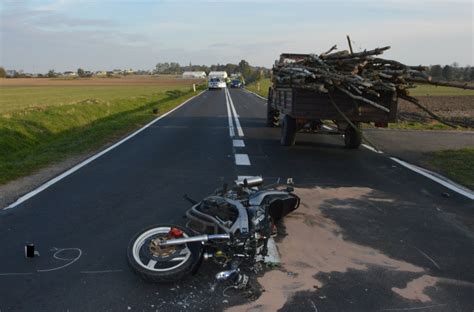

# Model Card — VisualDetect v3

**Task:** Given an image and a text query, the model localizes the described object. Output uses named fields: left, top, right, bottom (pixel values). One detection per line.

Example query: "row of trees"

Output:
left=3, top=63, right=472, bottom=82
left=154, top=60, right=271, bottom=83
left=427, top=64, right=473, bottom=82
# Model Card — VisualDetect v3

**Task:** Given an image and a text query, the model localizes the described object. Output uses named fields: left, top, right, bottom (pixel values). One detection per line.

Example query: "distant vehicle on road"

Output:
left=208, top=71, right=228, bottom=80
left=208, top=71, right=228, bottom=89
left=208, top=77, right=226, bottom=89
left=230, top=79, right=243, bottom=88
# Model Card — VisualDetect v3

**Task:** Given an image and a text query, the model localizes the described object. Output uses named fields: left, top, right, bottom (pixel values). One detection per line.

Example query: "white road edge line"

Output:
left=235, top=154, right=251, bottom=166
left=5, top=90, right=207, bottom=210
left=226, top=88, right=244, bottom=137
left=390, top=157, right=474, bottom=200
left=362, top=144, right=383, bottom=154
left=244, top=88, right=268, bottom=101
left=225, top=87, right=236, bottom=137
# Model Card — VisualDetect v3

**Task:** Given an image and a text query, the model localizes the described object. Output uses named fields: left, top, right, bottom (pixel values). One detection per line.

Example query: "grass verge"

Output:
left=421, top=148, right=474, bottom=189
left=246, top=79, right=271, bottom=98
left=0, top=86, right=205, bottom=185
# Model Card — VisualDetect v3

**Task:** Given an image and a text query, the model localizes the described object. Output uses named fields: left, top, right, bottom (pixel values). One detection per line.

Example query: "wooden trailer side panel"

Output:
left=273, top=88, right=397, bottom=123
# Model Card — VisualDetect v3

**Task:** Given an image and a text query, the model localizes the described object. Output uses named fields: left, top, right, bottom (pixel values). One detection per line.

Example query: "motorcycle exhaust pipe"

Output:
left=235, top=176, right=263, bottom=187
left=158, top=234, right=230, bottom=246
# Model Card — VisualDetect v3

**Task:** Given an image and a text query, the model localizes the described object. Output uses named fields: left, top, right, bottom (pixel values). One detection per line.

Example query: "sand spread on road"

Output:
left=392, top=275, right=438, bottom=302
left=227, top=186, right=431, bottom=312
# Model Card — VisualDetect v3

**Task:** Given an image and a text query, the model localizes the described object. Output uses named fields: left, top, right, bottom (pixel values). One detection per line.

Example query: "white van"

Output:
left=208, top=71, right=228, bottom=89
left=208, top=77, right=227, bottom=89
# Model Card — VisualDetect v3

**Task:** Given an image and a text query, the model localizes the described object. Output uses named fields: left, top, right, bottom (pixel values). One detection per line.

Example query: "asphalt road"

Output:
left=1, top=88, right=473, bottom=312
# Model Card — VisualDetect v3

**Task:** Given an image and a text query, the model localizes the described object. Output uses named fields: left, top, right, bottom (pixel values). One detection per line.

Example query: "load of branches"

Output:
left=272, top=39, right=473, bottom=127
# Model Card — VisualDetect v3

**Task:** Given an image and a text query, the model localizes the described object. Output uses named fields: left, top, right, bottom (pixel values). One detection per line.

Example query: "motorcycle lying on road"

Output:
left=127, top=177, right=300, bottom=286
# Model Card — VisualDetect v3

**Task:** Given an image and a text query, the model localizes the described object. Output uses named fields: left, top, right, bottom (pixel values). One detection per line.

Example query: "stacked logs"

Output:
left=272, top=44, right=473, bottom=126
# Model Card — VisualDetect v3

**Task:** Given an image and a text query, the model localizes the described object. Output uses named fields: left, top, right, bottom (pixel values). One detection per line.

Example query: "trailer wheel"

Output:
left=267, top=107, right=280, bottom=127
left=344, top=124, right=362, bottom=149
left=266, top=89, right=279, bottom=127
left=281, top=115, right=297, bottom=146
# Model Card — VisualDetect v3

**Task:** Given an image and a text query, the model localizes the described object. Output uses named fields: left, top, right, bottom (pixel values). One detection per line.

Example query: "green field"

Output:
left=0, top=85, right=194, bottom=114
left=0, top=81, right=204, bottom=184
left=422, top=148, right=474, bottom=189
left=246, top=78, right=474, bottom=98
left=408, top=84, right=474, bottom=97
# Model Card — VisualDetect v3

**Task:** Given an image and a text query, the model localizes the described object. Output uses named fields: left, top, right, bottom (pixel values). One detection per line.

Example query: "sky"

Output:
left=0, top=0, right=473, bottom=73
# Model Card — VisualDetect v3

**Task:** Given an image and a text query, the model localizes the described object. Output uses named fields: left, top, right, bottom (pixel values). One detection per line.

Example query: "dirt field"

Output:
left=0, top=75, right=202, bottom=87
left=398, top=96, right=474, bottom=128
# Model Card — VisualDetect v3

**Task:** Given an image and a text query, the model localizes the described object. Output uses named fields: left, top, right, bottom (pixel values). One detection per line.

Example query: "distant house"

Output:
left=94, top=71, right=107, bottom=77
left=182, top=71, right=206, bottom=79
left=64, top=71, right=78, bottom=77
left=6, top=70, right=17, bottom=78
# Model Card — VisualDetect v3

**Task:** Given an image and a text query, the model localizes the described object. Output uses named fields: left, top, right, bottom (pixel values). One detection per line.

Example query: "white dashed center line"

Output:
left=235, top=154, right=251, bottom=166
left=233, top=139, right=245, bottom=147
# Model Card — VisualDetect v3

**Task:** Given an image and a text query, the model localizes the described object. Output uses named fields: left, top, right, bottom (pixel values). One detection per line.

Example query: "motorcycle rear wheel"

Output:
left=127, top=224, right=202, bottom=283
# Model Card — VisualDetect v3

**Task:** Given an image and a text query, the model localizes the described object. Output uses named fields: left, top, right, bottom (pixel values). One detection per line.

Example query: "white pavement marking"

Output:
left=226, top=88, right=244, bottom=137
left=5, top=90, right=207, bottom=210
left=232, top=139, right=245, bottom=147
left=362, top=144, right=383, bottom=154
left=225, top=88, right=236, bottom=137
left=235, top=154, right=251, bottom=166
left=0, top=272, right=34, bottom=276
left=390, top=157, right=474, bottom=200
left=37, top=248, right=82, bottom=272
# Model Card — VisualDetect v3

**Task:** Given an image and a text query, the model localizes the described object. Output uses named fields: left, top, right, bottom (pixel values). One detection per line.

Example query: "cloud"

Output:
left=1, top=0, right=472, bottom=71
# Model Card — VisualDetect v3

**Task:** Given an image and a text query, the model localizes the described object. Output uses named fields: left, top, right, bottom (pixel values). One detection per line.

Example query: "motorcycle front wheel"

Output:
left=127, top=224, right=202, bottom=283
